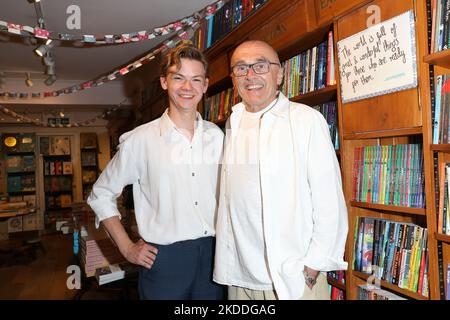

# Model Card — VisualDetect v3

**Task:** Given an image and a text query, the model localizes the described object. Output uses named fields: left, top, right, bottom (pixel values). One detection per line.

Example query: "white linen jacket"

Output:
left=213, top=93, right=348, bottom=299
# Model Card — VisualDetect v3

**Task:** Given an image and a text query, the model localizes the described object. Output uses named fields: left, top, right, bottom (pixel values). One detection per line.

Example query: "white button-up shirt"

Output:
left=214, top=93, right=348, bottom=299
left=87, top=109, right=224, bottom=245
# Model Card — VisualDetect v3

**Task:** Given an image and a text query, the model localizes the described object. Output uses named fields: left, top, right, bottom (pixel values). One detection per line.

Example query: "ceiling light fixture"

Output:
left=25, top=72, right=33, bottom=87
left=34, top=42, right=54, bottom=57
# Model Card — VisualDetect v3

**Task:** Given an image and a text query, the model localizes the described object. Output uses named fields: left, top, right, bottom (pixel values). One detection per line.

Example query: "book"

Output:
left=63, top=162, right=73, bottom=175
left=82, top=169, right=97, bottom=184
left=447, top=263, right=450, bottom=300
left=95, top=264, right=124, bottom=285
left=59, top=194, right=72, bottom=208
left=50, top=136, right=71, bottom=155
left=81, top=150, right=97, bottom=167
left=6, top=155, right=22, bottom=172
left=80, top=133, right=98, bottom=149
left=18, top=133, right=36, bottom=153
left=95, top=262, right=138, bottom=285
left=39, top=137, right=50, bottom=155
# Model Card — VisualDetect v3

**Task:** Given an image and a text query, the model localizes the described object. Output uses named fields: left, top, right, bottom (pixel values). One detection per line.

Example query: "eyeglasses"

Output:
left=231, top=61, right=280, bottom=77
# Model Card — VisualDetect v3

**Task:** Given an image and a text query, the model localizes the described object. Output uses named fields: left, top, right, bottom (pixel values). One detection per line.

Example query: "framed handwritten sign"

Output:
left=337, top=10, right=417, bottom=104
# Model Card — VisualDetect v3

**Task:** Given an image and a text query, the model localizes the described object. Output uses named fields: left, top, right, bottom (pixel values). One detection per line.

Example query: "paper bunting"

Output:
left=0, top=0, right=224, bottom=45
left=0, top=0, right=228, bottom=100
left=0, top=97, right=130, bottom=128
left=0, top=25, right=194, bottom=100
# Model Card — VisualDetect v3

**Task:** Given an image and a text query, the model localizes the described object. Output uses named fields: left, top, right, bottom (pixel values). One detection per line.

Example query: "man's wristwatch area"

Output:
left=303, top=270, right=317, bottom=287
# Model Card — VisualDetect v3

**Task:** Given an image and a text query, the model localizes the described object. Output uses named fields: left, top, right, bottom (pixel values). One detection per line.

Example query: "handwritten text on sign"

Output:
left=337, top=10, right=417, bottom=104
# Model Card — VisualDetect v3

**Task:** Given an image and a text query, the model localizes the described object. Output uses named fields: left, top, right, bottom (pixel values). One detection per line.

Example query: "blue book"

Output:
left=206, top=15, right=214, bottom=49
left=317, top=42, right=324, bottom=90
left=434, top=75, right=443, bottom=144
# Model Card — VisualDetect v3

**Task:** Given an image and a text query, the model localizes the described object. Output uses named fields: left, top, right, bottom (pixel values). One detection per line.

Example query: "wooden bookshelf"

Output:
left=423, top=49, right=450, bottom=68
left=350, top=202, right=427, bottom=216
left=291, top=85, right=337, bottom=107
left=353, top=271, right=429, bottom=300
left=436, top=233, right=450, bottom=244
left=431, top=144, right=450, bottom=152
left=333, top=0, right=443, bottom=300
left=343, top=127, right=423, bottom=140
left=327, top=278, right=346, bottom=291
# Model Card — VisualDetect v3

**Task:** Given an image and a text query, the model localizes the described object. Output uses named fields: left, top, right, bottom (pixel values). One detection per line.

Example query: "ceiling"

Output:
left=0, top=0, right=215, bottom=106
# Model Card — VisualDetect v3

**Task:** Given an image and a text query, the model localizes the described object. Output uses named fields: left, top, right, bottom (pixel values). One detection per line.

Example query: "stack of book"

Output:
left=78, top=226, right=125, bottom=277
left=95, top=261, right=138, bottom=285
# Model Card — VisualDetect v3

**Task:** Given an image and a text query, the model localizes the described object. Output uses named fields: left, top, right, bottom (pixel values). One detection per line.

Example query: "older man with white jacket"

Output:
left=213, top=40, right=348, bottom=300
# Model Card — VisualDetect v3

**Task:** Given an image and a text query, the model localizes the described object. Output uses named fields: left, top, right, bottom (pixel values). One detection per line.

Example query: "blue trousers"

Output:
left=138, top=236, right=225, bottom=300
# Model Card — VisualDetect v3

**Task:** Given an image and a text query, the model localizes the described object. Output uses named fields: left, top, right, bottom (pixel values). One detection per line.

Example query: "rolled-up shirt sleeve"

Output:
left=87, top=133, right=139, bottom=228
left=303, top=111, right=348, bottom=271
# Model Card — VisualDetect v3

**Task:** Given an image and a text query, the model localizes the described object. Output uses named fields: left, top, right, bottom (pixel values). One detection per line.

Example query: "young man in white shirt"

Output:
left=213, top=40, right=348, bottom=300
left=87, top=42, right=225, bottom=300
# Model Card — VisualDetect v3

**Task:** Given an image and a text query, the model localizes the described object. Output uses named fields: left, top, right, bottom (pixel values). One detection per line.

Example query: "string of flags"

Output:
left=0, top=97, right=130, bottom=128
left=0, top=26, right=195, bottom=100
left=0, top=0, right=224, bottom=45
left=0, top=1, right=225, bottom=100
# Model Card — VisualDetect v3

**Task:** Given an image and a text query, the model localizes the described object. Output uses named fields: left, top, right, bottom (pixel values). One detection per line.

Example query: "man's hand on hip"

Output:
left=124, top=239, right=158, bottom=269
left=303, top=265, right=319, bottom=289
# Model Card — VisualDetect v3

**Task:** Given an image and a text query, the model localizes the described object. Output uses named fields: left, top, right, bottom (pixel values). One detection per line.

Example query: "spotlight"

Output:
left=59, top=110, right=65, bottom=118
left=34, top=42, right=54, bottom=57
left=44, top=75, right=56, bottom=86
left=25, top=73, right=33, bottom=87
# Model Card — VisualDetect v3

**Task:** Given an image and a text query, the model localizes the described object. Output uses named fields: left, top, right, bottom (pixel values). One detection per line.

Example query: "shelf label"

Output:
left=337, top=10, right=417, bottom=104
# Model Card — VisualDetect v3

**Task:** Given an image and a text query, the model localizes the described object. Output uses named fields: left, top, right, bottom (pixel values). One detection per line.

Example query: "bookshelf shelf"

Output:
left=46, top=190, right=73, bottom=195
left=343, top=127, right=423, bottom=140
left=436, top=233, right=450, bottom=244
left=6, top=151, right=35, bottom=156
left=352, top=271, right=428, bottom=300
left=8, top=190, right=36, bottom=194
left=327, top=278, right=346, bottom=291
left=423, top=49, right=450, bottom=68
left=6, top=171, right=36, bottom=175
left=430, top=144, right=450, bottom=152
left=290, top=85, right=337, bottom=107
left=350, top=201, right=426, bottom=216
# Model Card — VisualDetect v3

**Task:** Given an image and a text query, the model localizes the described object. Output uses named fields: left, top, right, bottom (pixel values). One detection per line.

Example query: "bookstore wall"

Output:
left=134, top=0, right=447, bottom=300
left=0, top=126, right=111, bottom=238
